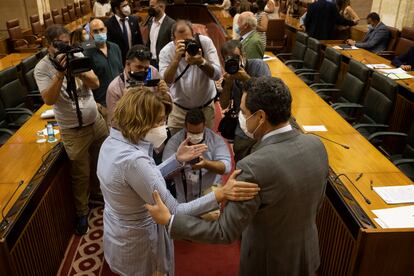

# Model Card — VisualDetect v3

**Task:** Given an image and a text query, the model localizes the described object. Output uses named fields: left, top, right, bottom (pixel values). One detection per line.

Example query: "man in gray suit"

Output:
left=346, top=12, right=390, bottom=53
left=147, top=0, right=175, bottom=67
left=146, top=76, right=329, bottom=276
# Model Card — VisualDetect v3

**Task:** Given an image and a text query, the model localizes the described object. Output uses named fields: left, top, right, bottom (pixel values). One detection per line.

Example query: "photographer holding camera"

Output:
left=159, top=20, right=222, bottom=135
left=106, top=44, right=168, bottom=126
left=220, top=39, right=270, bottom=161
left=34, top=25, right=109, bottom=235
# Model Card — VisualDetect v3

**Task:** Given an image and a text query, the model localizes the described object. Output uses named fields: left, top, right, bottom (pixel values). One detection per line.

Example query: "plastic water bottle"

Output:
left=46, top=123, right=57, bottom=143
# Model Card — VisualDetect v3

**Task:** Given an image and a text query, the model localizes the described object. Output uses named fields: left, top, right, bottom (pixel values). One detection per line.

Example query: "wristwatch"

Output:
left=199, top=59, right=207, bottom=68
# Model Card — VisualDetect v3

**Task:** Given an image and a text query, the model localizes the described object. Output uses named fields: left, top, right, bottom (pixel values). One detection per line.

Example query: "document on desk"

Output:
left=379, top=68, right=414, bottom=80
left=263, top=54, right=277, bottom=61
left=333, top=45, right=358, bottom=50
left=372, top=205, right=414, bottom=228
left=373, top=185, right=414, bottom=204
left=366, top=64, right=392, bottom=69
left=303, top=125, right=327, bottom=132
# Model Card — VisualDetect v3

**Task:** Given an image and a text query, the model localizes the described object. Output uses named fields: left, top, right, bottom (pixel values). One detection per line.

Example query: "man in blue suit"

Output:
left=346, top=12, right=390, bottom=54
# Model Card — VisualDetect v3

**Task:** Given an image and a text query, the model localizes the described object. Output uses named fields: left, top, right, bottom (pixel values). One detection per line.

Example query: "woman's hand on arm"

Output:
left=213, top=170, right=260, bottom=202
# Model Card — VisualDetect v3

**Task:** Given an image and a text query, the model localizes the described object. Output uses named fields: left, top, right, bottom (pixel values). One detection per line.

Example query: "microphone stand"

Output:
left=0, top=180, right=24, bottom=231
left=307, top=132, right=350, bottom=149
left=335, top=173, right=371, bottom=204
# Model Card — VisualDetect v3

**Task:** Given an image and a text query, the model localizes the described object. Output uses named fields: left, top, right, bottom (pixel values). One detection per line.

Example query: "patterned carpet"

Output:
left=57, top=206, right=240, bottom=276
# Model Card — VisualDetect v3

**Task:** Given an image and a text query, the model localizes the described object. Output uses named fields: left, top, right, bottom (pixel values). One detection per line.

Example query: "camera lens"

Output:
left=224, top=56, right=240, bottom=74
left=185, top=39, right=200, bottom=56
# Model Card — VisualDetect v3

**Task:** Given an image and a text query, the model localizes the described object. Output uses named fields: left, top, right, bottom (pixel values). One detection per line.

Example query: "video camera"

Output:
left=52, top=40, right=91, bottom=74
left=224, top=55, right=240, bottom=74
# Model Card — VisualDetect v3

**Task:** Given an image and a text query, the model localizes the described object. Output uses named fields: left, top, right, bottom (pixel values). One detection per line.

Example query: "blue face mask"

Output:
left=234, top=24, right=240, bottom=35
left=94, top=32, right=107, bottom=43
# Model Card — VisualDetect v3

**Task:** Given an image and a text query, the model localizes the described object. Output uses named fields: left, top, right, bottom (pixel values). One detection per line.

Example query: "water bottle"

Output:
left=46, top=123, right=57, bottom=143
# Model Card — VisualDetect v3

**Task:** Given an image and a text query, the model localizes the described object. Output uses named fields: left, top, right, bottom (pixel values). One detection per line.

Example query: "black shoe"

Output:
left=75, top=215, right=89, bottom=236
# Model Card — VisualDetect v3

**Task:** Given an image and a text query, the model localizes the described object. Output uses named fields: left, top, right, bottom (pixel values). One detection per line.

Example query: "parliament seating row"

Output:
left=0, top=49, right=46, bottom=145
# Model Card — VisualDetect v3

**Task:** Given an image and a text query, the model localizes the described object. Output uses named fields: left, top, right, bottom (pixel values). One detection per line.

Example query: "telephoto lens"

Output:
left=184, top=39, right=201, bottom=56
left=224, top=55, right=240, bottom=74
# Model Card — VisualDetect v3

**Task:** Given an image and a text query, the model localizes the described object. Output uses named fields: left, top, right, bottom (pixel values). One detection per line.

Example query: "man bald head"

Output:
left=237, top=11, right=257, bottom=36
left=89, top=18, right=107, bottom=46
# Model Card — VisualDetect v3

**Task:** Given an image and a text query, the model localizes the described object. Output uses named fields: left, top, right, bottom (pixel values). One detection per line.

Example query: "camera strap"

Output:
left=66, top=73, right=83, bottom=128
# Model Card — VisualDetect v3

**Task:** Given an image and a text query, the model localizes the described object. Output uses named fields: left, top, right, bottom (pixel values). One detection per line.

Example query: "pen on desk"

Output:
left=355, top=173, right=363, bottom=182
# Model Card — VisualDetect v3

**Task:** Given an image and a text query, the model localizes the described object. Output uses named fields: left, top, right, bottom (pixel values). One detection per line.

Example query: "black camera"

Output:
left=184, top=39, right=201, bottom=56
left=224, top=55, right=240, bottom=74
left=52, top=40, right=91, bottom=74
left=128, top=70, right=161, bottom=87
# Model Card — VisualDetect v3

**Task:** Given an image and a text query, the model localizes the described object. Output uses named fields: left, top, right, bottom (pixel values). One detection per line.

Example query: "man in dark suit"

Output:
left=147, top=0, right=175, bottom=67
left=146, top=76, right=329, bottom=276
left=305, top=0, right=356, bottom=40
left=105, top=0, right=143, bottom=62
left=346, top=13, right=390, bottom=54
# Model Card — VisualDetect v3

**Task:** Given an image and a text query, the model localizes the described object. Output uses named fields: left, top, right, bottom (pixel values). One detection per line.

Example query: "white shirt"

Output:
left=149, top=13, right=166, bottom=58
left=115, top=14, right=132, bottom=48
left=261, top=125, right=293, bottom=141
left=241, top=30, right=254, bottom=41
left=93, top=2, right=111, bottom=17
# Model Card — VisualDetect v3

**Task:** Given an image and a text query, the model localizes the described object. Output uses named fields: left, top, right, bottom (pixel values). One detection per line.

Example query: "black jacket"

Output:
left=305, top=0, right=355, bottom=40
left=146, top=15, right=176, bottom=61
left=105, top=15, right=143, bottom=62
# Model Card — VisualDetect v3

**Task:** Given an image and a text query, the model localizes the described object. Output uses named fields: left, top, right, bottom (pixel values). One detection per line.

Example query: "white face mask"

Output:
left=188, top=131, right=204, bottom=144
left=367, top=24, right=373, bottom=30
left=238, top=111, right=259, bottom=139
left=144, top=124, right=168, bottom=148
left=122, top=5, right=131, bottom=16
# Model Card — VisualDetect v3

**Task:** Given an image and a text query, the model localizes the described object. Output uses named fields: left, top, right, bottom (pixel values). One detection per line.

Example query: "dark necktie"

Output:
left=120, top=18, right=129, bottom=48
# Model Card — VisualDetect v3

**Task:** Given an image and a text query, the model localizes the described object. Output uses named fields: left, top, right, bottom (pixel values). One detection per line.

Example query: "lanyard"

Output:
left=180, top=168, right=203, bottom=202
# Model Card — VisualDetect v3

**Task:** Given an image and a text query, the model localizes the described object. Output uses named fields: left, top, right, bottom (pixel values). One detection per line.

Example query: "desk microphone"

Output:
left=335, top=173, right=371, bottom=204
left=307, top=132, right=350, bottom=149
left=1, top=180, right=24, bottom=227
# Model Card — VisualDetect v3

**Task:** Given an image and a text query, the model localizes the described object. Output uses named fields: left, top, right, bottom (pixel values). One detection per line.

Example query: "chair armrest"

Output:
left=310, top=82, right=334, bottom=89
left=353, top=123, right=389, bottom=131
left=294, top=68, right=316, bottom=74
left=368, top=131, right=407, bottom=142
left=393, top=159, right=414, bottom=166
left=5, top=108, right=33, bottom=116
left=0, top=128, right=14, bottom=136
left=24, top=35, right=40, bottom=44
left=298, top=72, right=319, bottom=77
left=284, top=59, right=304, bottom=66
left=276, top=53, right=292, bottom=58
left=315, top=88, right=340, bottom=95
left=27, top=90, right=42, bottom=98
left=331, top=103, right=363, bottom=111
left=12, top=38, right=29, bottom=47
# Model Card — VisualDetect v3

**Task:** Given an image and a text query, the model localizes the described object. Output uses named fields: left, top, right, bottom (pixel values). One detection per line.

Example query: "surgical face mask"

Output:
left=144, top=124, right=168, bottom=148
left=234, top=24, right=240, bottom=36
left=148, top=7, right=159, bottom=17
left=188, top=131, right=204, bottom=144
left=122, top=5, right=131, bottom=16
left=83, top=34, right=90, bottom=41
left=94, top=32, right=107, bottom=43
left=238, top=111, right=260, bottom=139
left=367, top=24, right=373, bottom=31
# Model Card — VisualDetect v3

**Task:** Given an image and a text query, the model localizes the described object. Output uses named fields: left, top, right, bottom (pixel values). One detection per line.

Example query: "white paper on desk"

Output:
left=373, top=185, right=414, bottom=204
left=374, top=218, right=388, bottom=229
left=366, top=64, right=392, bottom=69
left=372, top=205, right=414, bottom=228
left=379, top=68, right=414, bottom=80
left=263, top=54, right=277, bottom=61
left=303, top=125, right=328, bottom=132
left=380, top=68, right=407, bottom=74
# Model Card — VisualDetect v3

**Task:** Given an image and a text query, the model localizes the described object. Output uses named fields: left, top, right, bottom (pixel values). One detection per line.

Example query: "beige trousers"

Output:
left=60, top=115, right=109, bottom=216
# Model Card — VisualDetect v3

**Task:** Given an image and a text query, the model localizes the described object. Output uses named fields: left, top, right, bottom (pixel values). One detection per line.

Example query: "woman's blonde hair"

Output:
left=113, top=87, right=172, bottom=144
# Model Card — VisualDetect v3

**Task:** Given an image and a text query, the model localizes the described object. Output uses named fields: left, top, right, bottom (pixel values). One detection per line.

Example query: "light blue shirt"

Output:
left=158, top=35, right=222, bottom=108
left=97, top=128, right=219, bottom=275
left=162, top=128, right=232, bottom=203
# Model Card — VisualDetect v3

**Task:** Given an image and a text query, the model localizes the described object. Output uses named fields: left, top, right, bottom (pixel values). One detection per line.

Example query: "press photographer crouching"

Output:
left=106, top=44, right=168, bottom=125
left=34, top=25, right=109, bottom=235
left=219, top=39, right=271, bottom=162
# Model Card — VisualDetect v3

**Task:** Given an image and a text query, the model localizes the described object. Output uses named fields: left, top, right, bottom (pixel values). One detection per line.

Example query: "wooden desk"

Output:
left=265, top=52, right=414, bottom=275
left=0, top=53, right=33, bottom=71
left=0, top=105, right=73, bottom=276
left=65, top=13, right=92, bottom=33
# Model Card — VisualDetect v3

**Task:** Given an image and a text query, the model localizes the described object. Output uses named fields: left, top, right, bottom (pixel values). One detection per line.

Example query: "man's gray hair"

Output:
left=240, top=12, right=257, bottom=29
